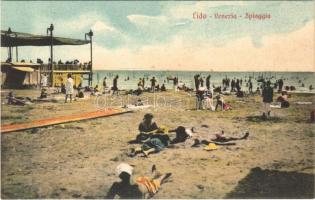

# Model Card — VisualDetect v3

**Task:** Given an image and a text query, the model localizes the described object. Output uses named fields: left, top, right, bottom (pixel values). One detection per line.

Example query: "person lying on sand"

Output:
left=106, top=163, right=171, bottom=199
left=167, top=125, right=249, bottom=147
left=191, top=130, right=249, bottom=147
left=129, top=133, right=170, bottom=157
left=130, top=126, right=198, bottom=157
left=210, top=130, right=249, bottom=143
left=7, top=92, right=33, bottom=105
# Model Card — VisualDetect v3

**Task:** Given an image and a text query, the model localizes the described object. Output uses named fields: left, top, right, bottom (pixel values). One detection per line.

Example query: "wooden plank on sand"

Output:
left=1, top=108, right=132, bottom=134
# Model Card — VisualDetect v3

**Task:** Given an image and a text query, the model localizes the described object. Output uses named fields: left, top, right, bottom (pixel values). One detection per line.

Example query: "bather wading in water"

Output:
left=106, top=163, right=172, bottom=199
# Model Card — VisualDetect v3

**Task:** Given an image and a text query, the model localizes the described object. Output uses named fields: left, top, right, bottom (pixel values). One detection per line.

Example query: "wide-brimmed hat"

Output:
left=116, top=163, right=134, bottom=176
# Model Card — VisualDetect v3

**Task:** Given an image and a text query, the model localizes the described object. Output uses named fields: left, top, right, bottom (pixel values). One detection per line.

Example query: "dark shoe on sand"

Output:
left=191, top=139, right=201, bottom=147
left=241, top=131, right=249, bottom=139
left=191, top=127, right=196, bottom=133
left=161, top=173, right=172, bottom=184
left=262, top=113, right=267, bottom=120
left=152, top=165, right=156, bottom=173
left=201, top=140, right=210, bottom=145
left=127, top=148, right=136, bottom=157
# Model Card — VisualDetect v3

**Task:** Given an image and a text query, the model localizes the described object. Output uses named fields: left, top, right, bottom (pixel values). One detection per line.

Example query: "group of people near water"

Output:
left=191, top=73, right=294, bottom=119
left=102, top=75, right=168, bottom=96
left=10, top=72, right=295, bottom=118
left=25, top=71, right=300, bottom=122
left=102, top=75, right=119, bottom=95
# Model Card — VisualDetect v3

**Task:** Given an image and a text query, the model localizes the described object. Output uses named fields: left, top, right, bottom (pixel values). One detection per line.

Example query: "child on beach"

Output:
left=215, top=95, right=224, bottom=111
left=106, top=163, right=172, bottom=199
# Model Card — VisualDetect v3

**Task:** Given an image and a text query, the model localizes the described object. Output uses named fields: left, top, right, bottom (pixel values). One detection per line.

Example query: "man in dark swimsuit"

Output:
left=112, top=75, right=119, bottom=95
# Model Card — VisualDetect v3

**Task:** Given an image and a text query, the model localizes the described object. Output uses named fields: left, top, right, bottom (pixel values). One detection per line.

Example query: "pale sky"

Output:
left=1, top=1, right=314, bottom=71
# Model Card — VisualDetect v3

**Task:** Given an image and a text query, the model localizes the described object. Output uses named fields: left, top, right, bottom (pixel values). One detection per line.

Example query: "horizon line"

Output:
left=93, top=69, right=315, bottom=73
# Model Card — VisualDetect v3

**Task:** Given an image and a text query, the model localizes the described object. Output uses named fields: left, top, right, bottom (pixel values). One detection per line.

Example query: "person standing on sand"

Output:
left=150, top=77, right=156, bottom=92
left=65, top=73, right=74, bottom=103
left=173, top=77, right=178, bottom=92
left=278, top=78, right=284, bottom=92
left=215, top=94, right=224, bottom=111
left=231, top=79, right=236, bottom=92
left=196, top=87, right=206, bottom=110
left=206, top=75, right=211, bottom=90
left=200, top=77, right=204, bottom=87
left=194, top=74, right=200, bottom=91
left=142, top=77, right=145, bottom=88
left=102, top=77, right=107, bottom=93
left=236, top=79, right=241, bottom=92
left=112, top=75, right=119, bottom=95
left=262, top=81, right=273, bottom=118
left=248, top=79, right=253, bottom=94
left=41, top=73, right=48, bottom=88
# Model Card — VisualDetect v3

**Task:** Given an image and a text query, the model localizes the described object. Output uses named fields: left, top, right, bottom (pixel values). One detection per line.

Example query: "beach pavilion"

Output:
left=1, top=25, right=94, bottom=88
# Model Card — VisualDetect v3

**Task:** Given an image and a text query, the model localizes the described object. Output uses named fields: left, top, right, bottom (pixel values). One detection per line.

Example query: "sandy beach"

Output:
left=1, top=89, right=314, bottom=198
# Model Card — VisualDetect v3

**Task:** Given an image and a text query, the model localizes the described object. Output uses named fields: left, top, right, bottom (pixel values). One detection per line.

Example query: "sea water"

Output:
left=91, top=71, right=315, bottom=93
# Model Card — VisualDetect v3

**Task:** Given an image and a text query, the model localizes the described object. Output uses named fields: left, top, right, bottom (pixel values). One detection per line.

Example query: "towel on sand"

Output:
left=136, top=177, right=160, bottom=195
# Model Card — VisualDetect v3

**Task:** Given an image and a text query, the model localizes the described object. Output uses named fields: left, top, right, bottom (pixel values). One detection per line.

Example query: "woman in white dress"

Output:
left=65, top=73, right=74, bottom=103
left=41, top=73, right=48, bottom=88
